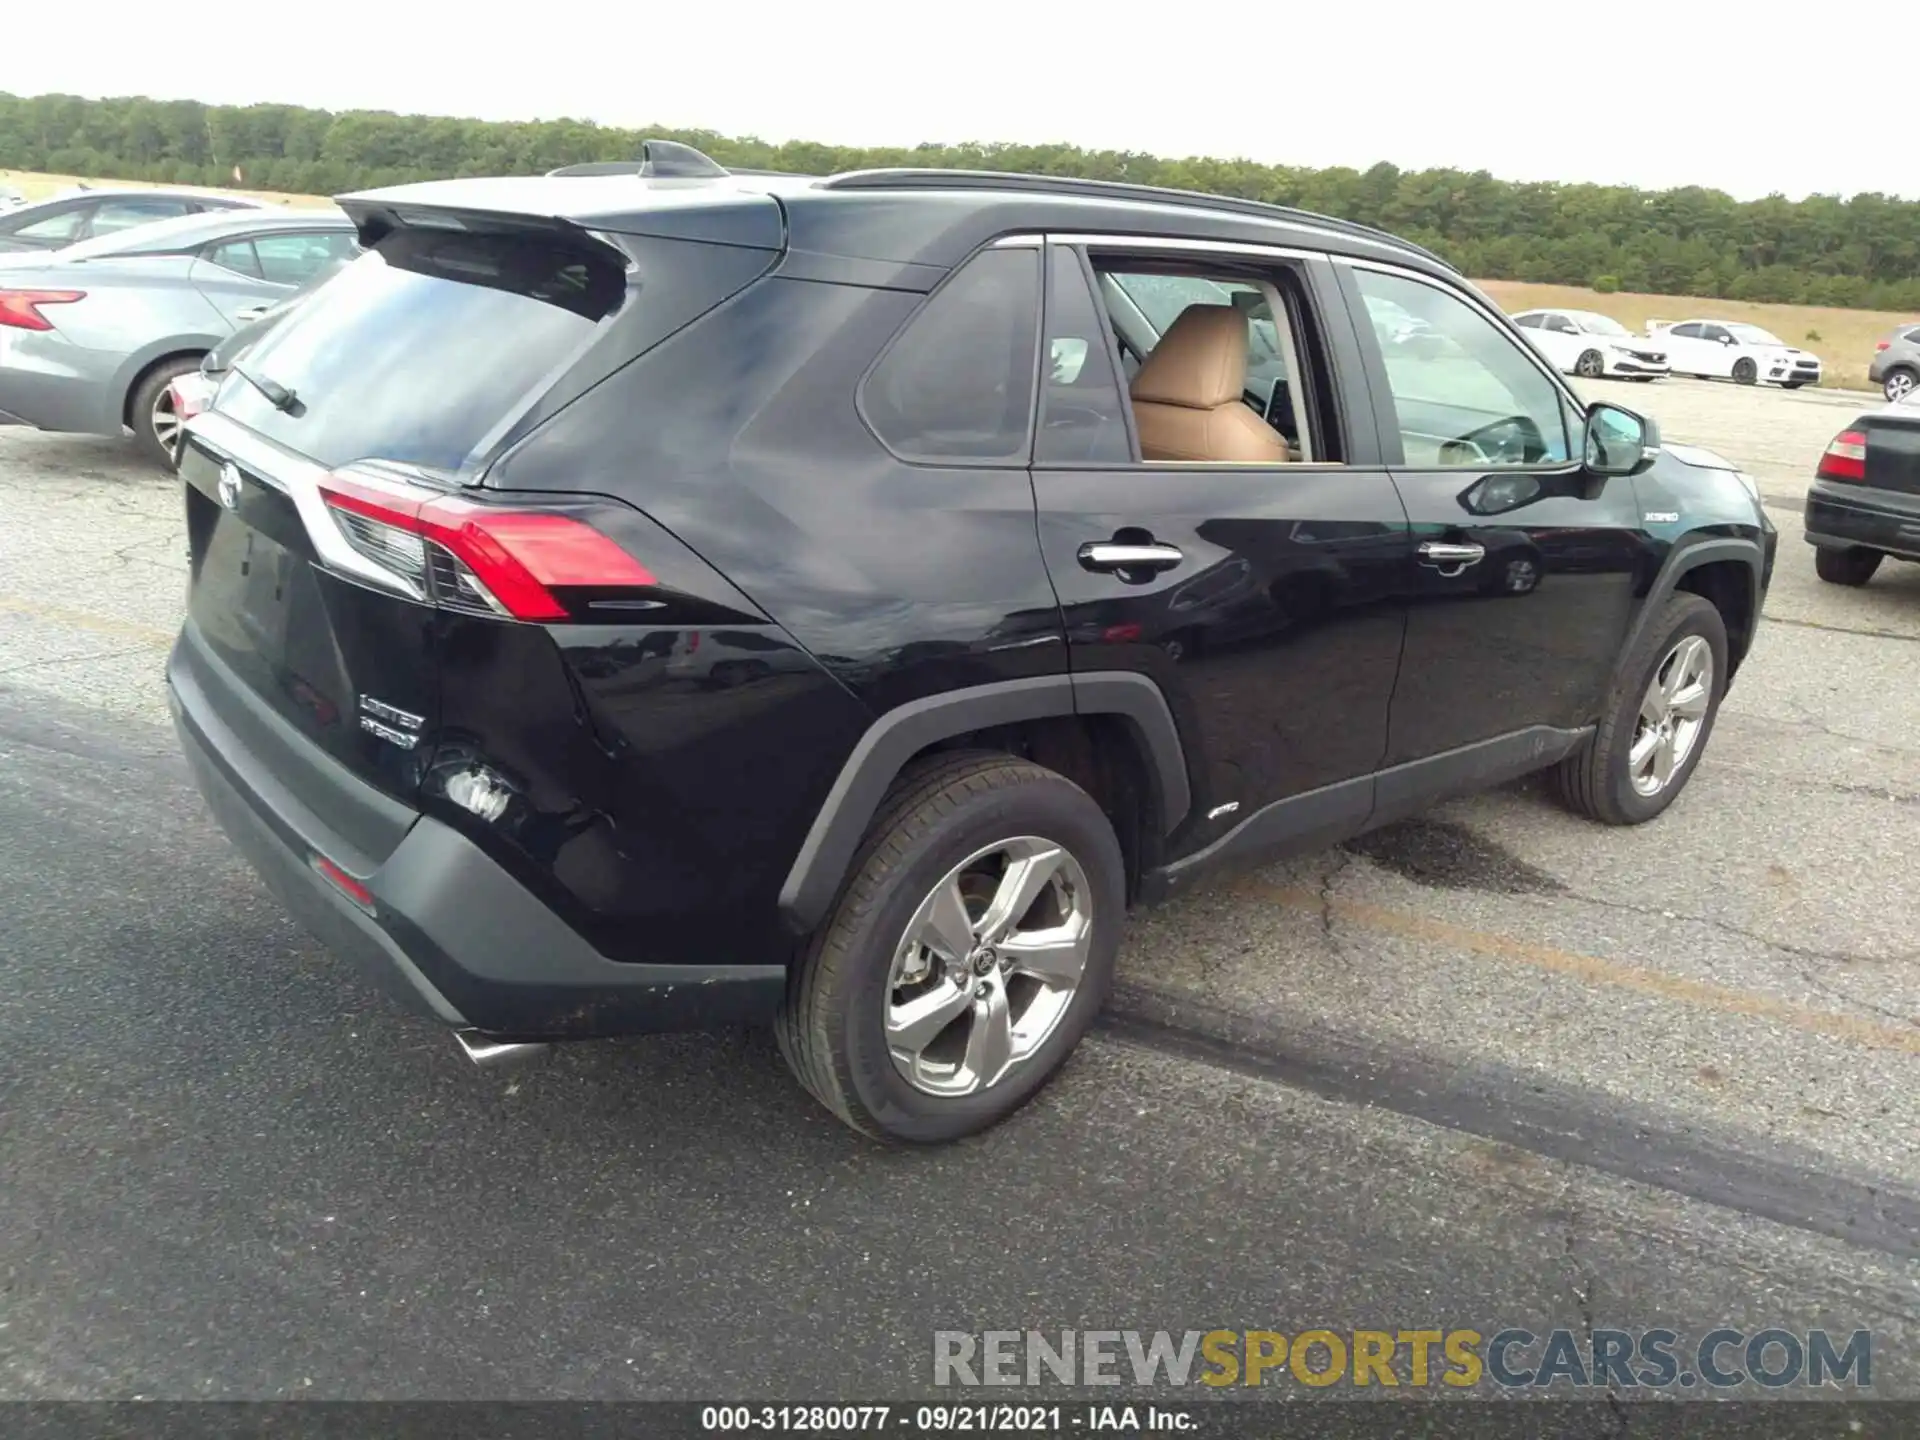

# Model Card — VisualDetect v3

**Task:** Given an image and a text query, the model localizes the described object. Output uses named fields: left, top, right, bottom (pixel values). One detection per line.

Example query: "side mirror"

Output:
left=1585, top=402, right=1659, bottom=477
left=1719, top=334, right=1735, bottom=345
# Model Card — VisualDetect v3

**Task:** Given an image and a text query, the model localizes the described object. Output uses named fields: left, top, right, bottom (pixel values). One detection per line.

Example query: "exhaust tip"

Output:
left=453, top=1029, right=551, bottom=1067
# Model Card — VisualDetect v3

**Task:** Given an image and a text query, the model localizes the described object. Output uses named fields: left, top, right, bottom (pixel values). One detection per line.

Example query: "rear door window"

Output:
left=252, top=230, right=357, bottom=286
left=207, top=239, right=263, bottom=278
left=215, top=226, right=630, bottom=473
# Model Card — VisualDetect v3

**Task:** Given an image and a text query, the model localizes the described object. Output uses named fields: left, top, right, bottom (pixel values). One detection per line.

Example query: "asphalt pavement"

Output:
left=1, top=380, right=1916, bottom=1406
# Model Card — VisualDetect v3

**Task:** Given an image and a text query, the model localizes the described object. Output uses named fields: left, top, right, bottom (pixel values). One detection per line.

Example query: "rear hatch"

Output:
left=177, top=192, right=782, bottom=820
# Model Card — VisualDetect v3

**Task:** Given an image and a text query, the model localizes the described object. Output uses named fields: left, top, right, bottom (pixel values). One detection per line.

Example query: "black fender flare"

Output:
left=776, top=672, right=1190, bottom=935
left=1612, top=534, right=1765, bottom=692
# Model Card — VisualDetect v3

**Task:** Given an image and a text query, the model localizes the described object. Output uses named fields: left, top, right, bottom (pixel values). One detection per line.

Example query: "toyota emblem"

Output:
left=217, top=462, right=242, bottom=511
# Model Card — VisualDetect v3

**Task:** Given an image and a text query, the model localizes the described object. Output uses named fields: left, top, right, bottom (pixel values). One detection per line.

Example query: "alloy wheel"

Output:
left=1629, top=635, right=1713, bottom=797
left=150, top=387, right=182, bottom=453
left=884, top=836, right=1093, bottom=1097
left=1887, top=371, right=1916, bottom=402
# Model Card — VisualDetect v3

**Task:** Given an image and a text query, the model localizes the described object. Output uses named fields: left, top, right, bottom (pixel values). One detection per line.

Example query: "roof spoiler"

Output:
left=546, top=140, right=731, bottom=180
left=337, top=196, right=623, bottom=260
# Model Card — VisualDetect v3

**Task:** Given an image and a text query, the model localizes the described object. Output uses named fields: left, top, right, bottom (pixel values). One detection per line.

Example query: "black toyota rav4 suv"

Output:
left=168, top=145, right=1776, bottom=1142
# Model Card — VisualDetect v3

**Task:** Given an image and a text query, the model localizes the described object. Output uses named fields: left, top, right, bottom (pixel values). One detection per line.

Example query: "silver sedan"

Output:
left=0, top=206, right=359, bottom=464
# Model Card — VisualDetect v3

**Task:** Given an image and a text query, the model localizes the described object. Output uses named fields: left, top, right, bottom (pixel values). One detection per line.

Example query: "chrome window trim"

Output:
left=1045, top=233, right=1325, bottom=265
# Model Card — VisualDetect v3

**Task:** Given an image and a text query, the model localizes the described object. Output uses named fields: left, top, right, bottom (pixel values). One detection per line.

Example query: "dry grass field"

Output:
left=1, top=168, right=330, bottom=208
left=4, top=169, right=1907, bottom=391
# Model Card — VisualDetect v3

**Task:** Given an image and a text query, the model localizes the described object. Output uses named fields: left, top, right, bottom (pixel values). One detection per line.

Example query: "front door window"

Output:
left=1349, top=268, right=1571, bottom=468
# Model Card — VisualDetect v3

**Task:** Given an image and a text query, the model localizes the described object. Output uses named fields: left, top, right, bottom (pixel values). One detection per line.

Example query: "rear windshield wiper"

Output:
left=229, top=361, right=298, bottom=414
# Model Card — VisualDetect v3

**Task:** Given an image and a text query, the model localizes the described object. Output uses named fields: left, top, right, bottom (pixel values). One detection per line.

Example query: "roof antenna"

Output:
left=636, top=140, right=730, bottom=179
left=544, top=140, right=730, bottom=180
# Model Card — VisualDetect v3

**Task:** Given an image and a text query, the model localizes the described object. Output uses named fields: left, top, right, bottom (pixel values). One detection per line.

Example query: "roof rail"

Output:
left=817, top=168, right=1456, bottom=272
left=547, top=140, right=732, bottom=181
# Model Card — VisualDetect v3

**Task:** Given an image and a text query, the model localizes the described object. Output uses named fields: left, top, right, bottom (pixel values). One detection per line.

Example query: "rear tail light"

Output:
left=0, top=289, right=84, bottom=331
left=317, top=467, right=656, bottom=621
left=1817, top=429, right=1867, bottom=483
left=1876, top=341, right=1891, bottom=352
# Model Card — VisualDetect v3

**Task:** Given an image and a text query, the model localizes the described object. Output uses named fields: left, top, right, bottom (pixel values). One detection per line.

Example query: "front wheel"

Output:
left=777, top=752, right=1125, bottom=1143
left=1732, top=358, right=1758, bottom=385
left=1553, top=593, right=1728, bottom=825
left=1575, top=349, right=1605, bottom=379
left=1815, top=546, right=1882, bottom=587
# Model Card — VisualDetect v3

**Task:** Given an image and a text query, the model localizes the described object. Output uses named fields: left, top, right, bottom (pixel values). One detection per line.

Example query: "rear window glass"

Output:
left=216, top=227, right=627, bottom=472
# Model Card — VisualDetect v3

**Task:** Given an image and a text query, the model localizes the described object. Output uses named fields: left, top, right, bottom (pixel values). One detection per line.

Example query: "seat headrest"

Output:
left=1129, top=304, right=1249, bottom=410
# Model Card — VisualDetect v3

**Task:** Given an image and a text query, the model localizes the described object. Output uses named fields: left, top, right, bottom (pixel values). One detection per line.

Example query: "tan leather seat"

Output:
left=1130, top=304, right=1292, bottom=464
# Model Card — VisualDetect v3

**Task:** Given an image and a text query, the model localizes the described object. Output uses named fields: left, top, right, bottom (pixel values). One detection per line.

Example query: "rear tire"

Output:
left=1883, top=367, right=1918, bottom=403
left=1815, top=546, right=1883, bottom=587
left=129, top=356, right=203, bottom=469
left=1732, top=358, right=1758, bottom=385
left=776, top=751, right=1125, bottom=1144
left=1553, top=593, right=1727, bottom=826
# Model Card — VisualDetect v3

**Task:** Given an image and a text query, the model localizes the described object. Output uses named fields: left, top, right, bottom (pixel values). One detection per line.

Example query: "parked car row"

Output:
left=0, top=204, right=358, bottom=463
left=1511, top=303, right=1920, bottom=404
left=1510, top=307, right=1830, bottom=391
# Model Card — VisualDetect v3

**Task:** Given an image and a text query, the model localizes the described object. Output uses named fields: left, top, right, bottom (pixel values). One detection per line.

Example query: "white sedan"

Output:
left=1511, top=308, right=1670, bottom=380
left=1646, top=319, right=1822, bottom=388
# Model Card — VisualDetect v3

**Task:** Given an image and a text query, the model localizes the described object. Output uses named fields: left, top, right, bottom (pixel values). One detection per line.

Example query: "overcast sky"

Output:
left=30, top=1, right=1904, bottom=202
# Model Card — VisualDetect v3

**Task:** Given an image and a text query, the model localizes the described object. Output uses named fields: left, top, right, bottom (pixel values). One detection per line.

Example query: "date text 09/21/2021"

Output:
left=700, top=1405, right=1192, bottom=1432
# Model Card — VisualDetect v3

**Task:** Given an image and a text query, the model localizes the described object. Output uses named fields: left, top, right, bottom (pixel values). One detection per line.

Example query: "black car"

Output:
left=0, top=186, right=265, bottom=253
left=1805, top=398, right=1920, bottom=585
left=166, top=145, right=1777, bottom=1143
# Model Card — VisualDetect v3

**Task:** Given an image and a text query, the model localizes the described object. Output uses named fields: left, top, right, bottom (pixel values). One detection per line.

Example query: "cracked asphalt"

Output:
left=1, top=377, right=1917, bottom=1406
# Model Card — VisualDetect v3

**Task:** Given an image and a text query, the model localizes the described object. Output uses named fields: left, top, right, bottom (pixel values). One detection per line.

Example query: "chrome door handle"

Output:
left=1077, top=542, right=1185, bottom=575
left=235, top=302, right=274, bottom=322
left=1417, top=541, right=1486, bottom=571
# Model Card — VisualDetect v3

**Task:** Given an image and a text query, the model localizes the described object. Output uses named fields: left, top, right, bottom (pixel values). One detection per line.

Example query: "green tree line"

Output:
left=5, top=90, right=1918, bottom=311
